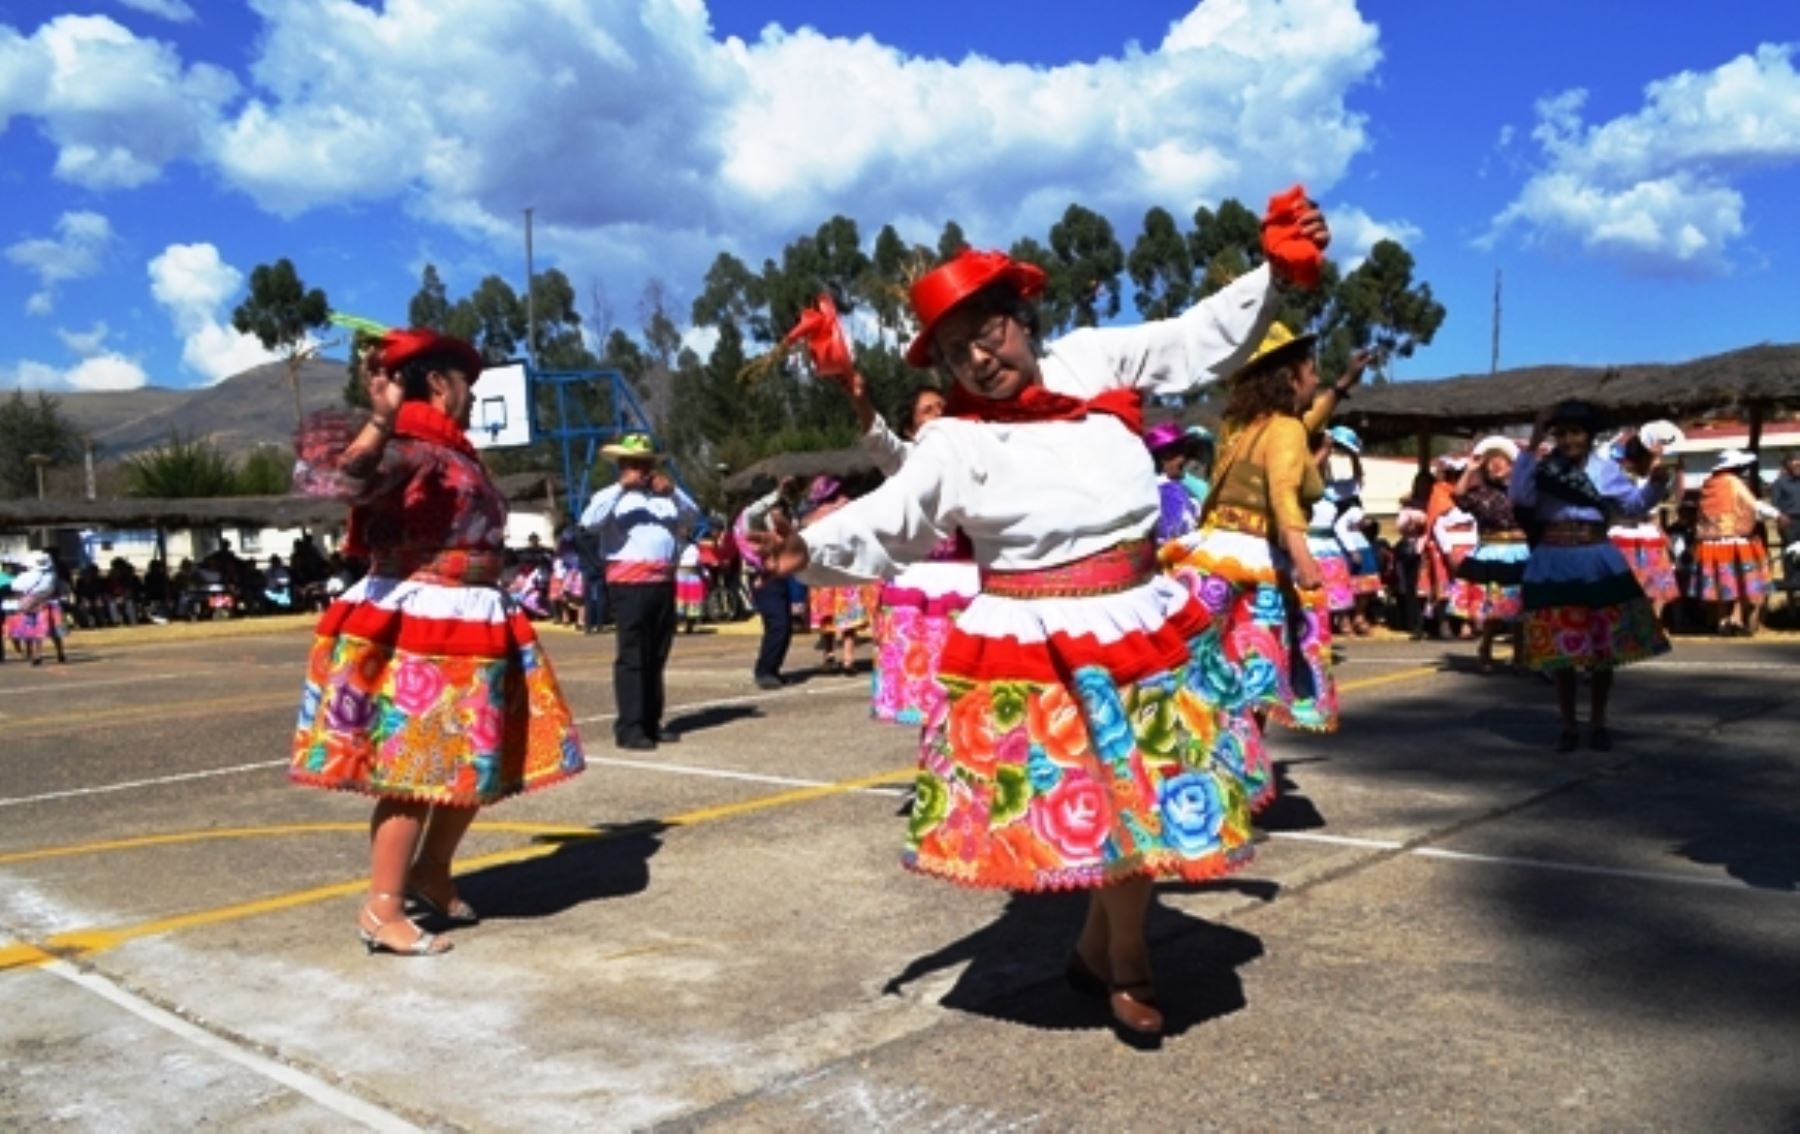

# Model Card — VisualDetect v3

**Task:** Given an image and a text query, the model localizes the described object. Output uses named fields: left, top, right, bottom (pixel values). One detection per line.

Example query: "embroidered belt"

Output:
left=1538, top=522, right=1608, bottom=547
left=1482, top=530, right=1528, bottom=544
left=980, top=540, right=1154, bottom=599
left=606, top=559, right=674, bottom=585
left=370, top=548, right=502, bottom=586
left=1207, top=504, right=1270, bottom=538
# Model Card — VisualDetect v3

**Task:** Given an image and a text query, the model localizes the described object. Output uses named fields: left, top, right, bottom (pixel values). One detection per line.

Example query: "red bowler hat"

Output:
left=904, top=250, right=1047, bottom=369
left=379, top=328, right=485, bottom=383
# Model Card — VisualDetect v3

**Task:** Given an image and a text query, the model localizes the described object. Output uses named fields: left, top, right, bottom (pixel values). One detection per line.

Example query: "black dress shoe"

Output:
left=755, top=674, right=784, bottom=690
left=615, top=735, right=657, bottom=752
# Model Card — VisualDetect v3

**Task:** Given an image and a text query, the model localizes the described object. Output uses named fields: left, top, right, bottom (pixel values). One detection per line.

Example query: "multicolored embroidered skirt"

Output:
left=1609, top=534, right=1678, bottom=604
left=291, top=571, right=585, bottom=805
left=675, top=568, right=706, bottom=621
left=905, top=547, right=1262, bottom=892
left=1451, top=539, right=1529, bottom=624
left=1162, top=527, right=1338, bottom=733
left=1688, top=537, right=1770, bottom=604
left=1306, top=532, right=1355, bottom=612
left=1521, top=542, right=1669, bottom=672
left=3, top=603, right=61, bottom=641
left=1340, top=533, right=1381, bottom=595
left=872, top=564, right=975, bottom=726
left=809, top=583, right=879, bottom=635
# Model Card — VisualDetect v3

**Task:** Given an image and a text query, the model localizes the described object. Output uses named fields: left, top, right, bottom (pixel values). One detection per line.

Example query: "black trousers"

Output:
left=610, top=581, right=676, bottom=744
left=751, top=575, right=792, bottom=680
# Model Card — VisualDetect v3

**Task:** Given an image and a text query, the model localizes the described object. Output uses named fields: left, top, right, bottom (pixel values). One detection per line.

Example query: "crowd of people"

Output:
left=11, top=186, right=1795, bottom=1050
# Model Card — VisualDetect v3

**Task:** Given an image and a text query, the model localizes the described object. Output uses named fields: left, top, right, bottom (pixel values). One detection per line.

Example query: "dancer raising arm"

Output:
left=749, top=192, right=1329, bottom=1043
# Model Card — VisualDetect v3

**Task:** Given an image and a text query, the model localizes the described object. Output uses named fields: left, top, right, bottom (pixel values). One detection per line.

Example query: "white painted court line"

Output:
left=39, top=958, right=422, bottom=1133
left=587, top=754, right=908, bottom=795
left=0, top=680, right=876, bottom=809
left=1265, top=831, right=1404, bottom=851
left=1407, top=846, right=1797, bottom=895
left=1264, top=830, right=1794, bottom=898
left=0, top=672, right=191, bottom=697
left=0, top=761, right=288, bottom=809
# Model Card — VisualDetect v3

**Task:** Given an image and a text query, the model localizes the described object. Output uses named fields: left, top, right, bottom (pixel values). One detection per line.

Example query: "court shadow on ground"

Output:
left=882, top=889, right=1263, bottom=1043
left=665, top=704, right=760, bottom=737
left=1255, top=758, right=1327, bottom=832
left=452, top=822, right=664, bottom=922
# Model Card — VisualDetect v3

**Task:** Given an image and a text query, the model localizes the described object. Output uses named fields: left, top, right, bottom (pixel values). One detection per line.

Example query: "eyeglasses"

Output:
left=936, top=313, right=1014, bottom=372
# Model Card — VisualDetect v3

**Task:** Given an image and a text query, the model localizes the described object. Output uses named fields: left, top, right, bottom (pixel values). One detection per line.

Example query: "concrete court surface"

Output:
left=0, top=619, right=1796, bottom=1132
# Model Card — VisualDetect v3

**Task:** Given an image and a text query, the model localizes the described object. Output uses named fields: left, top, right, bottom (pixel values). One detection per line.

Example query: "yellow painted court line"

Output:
left=3, top=693, right=295, bottom=737
left=1336, top=664, right=1443, bottom=695
left=0, top=672, right=1422, bottom=971
left=2, top=767, right=916, bottom=969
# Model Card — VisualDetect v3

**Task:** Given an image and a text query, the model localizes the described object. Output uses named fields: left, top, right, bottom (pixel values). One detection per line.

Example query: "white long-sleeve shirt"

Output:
left=801, top=265, right=1281, bottom=584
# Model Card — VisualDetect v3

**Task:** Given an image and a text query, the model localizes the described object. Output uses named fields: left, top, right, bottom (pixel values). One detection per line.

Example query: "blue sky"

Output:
left=2, top=0, right=1797, bottom=393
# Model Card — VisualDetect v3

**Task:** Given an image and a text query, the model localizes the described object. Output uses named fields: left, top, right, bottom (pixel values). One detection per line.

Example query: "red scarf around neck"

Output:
left=945, top=383, right=1144, bottom=435
left=393, top=401, right=480, bottom=461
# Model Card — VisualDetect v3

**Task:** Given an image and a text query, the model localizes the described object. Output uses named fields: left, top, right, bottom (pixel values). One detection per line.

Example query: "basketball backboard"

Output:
left=469, top=361, right=533, bottom=449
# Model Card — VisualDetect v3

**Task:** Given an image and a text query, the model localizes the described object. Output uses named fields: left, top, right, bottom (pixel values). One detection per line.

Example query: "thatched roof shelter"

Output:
left=723, top=448, right=881, bottom=495
left=0, top=495, right=346, bottom=531
left=1337, top=343, right=1800, bottom=444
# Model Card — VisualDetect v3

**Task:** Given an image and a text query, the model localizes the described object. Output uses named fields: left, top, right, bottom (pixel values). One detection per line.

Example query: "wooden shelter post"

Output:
left=1416, top=430, right=1432, bottom=472
left=1747, top=402, right=1764, bottom=456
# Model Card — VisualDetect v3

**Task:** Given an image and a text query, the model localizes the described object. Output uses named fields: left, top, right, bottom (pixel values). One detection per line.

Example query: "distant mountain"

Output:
left=60, top=357, right=350, bottom=462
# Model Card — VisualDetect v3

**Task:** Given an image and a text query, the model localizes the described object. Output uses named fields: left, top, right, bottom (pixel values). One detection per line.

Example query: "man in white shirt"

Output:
left=580, top=434, right=701, bottom=750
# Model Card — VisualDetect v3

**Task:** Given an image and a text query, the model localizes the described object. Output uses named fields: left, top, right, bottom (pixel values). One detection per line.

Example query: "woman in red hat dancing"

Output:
left=291, top=329, right=585, bottom=955
left=751, top=195, right=1329, bottom=1042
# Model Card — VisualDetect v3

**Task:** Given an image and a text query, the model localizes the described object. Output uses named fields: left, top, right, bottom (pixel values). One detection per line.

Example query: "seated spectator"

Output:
left=142, top=558, right=173, bottom=622
left=105, top=558, right=142, bottom=626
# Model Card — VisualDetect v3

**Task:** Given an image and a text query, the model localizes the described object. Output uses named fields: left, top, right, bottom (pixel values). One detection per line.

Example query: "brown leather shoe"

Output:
left=1109, top=982, right=1164, bottom=1043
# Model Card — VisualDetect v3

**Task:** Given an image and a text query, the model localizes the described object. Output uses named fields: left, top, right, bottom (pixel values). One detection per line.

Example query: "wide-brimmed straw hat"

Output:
left=1638, top=420, right=1686, bottom=450
left=904, top=250, right=1047, bottom=369
left=1326, top=425, right=1362, bottom=454
left=1711, top=448, right=1758, bottom=473
left=1231, top=322, right=1316, bottom=382
left=1472, top=435, right=1519, bottom=461
left=1142, top=422, right=1193, bottom=456
left=600, top=433, right=666, bottom=462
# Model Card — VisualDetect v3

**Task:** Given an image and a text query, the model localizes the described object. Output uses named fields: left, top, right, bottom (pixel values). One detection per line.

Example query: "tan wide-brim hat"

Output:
left=600, top=433, right=667, bottom=462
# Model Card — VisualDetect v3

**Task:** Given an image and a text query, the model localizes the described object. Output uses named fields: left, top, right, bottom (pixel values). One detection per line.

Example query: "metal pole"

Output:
left=1490, top=268, right=1502, bottom=375
left=83, top=440, right=95, bottom=501
left=524, top=207, right=537, bottom=368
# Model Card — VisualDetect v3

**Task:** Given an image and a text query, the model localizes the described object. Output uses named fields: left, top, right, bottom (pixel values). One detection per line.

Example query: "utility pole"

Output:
left=83, top=440, right=95, bottom=501
left=524, top=206, right=537, bottom=368
left=1490, top=268, right=1503, bottom=375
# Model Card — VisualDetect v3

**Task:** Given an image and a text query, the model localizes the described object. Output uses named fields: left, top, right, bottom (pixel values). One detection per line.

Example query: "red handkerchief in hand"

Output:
left=783, top=293, right=854, bottom=378
left=1262, top=184, right=1323, bottom=289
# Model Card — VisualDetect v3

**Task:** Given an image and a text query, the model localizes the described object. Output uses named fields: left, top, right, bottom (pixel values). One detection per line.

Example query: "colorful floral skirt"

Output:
left=1451, top=539, right=1529, bottom=624
left=675, top=569, right=706, bottom=621
left=810, top=583, right=879, bottom=635
left=1306, top=532, right=1355, bottom=612
left=1609, top=534, right=1678, bottom=604
left=1341, top=533, right=1381, bottom=595
left=1521, top=543, right=1669, bottom=672
left=1163, top=527, right=1338, bottom=733
left=1689, top=538, right=1770, bottom=604
left=291, top=573, right=585, bottom=805
left=872, top=562, right=976, bottom=726
left=4, top=604, right=60, bottom=642
left=907, top=559, right=1261, bottom=891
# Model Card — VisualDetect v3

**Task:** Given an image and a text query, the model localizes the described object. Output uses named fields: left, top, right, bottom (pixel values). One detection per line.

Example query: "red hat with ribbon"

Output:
left=379, top=328, right=486, bottom=384
left=904, top=250, right=1047, bottom=369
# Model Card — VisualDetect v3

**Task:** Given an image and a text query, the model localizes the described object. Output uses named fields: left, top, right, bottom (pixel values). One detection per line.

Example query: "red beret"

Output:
left=904, top=250, right=1046, bottom=369
left=379, top=328, right=485, bottom=383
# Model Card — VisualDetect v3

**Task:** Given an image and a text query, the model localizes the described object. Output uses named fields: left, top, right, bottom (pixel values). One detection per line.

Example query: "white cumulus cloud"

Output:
left=115, top=0, right=197, bottom=22
left=147, top=242, right=282, bottom=384
left=1489, top=43, right=1800, bottom=273
left=0, top=14, right=235, bottom=189
left=56, top=321, right=112, bottom=356
left=5, top=210, right=114, bottom=315
left=2, top=352, right=149, bottom=392
left=201, top=0, right=1379, bottom=301
left=1327, top=205, right=1423, bottom=268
